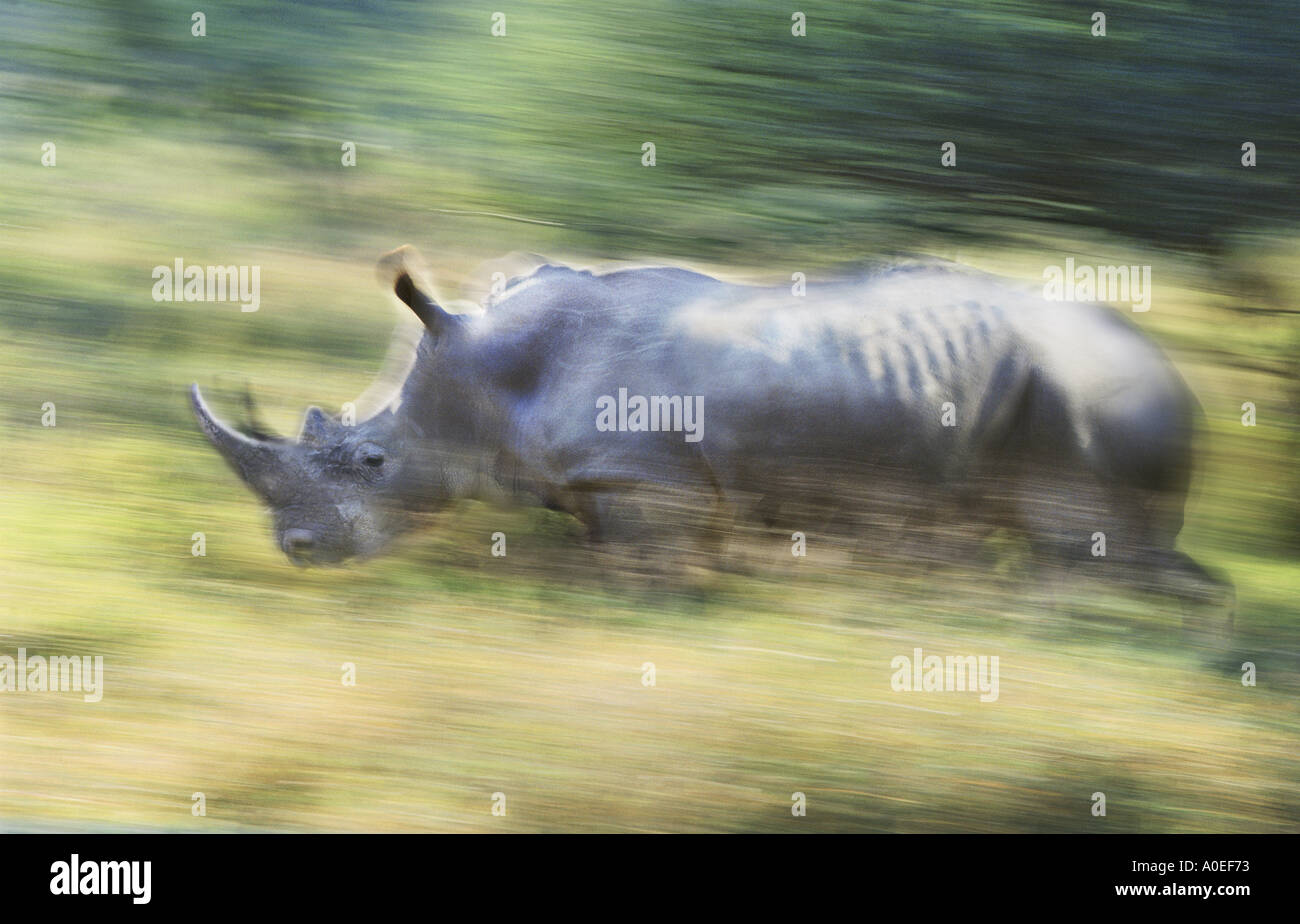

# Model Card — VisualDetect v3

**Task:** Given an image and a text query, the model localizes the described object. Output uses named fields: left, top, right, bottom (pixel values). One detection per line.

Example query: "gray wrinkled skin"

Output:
left=191, top=248, right=1232, bottom=611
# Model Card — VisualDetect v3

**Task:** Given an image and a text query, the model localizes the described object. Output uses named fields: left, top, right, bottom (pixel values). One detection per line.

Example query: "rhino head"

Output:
left=191, top=247, right=472, bottom=565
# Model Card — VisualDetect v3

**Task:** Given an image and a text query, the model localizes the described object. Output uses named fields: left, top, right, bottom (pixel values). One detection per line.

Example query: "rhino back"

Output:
left=461, top=265, right=1042, bottom=484
left=441, top=262, right=1193, bottom=503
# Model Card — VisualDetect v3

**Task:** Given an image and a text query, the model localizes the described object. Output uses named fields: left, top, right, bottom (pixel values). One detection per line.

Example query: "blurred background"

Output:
left=1, top=0, right=1297, bottom=831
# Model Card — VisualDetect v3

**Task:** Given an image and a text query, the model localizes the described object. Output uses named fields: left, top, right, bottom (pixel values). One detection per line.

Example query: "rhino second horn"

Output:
left=299, top=406, right=333, bottom=444
left=240, top=383, right=283, bottom=442
left=190, top=384, right=284, bottom=496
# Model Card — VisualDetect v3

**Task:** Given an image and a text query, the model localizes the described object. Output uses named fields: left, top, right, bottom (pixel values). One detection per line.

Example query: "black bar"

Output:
left=0, top=834, right=1283, bottom=910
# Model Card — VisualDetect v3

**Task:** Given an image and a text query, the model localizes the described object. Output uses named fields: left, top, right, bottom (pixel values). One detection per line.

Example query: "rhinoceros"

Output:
left=191, top=246, right=1230, bottom=609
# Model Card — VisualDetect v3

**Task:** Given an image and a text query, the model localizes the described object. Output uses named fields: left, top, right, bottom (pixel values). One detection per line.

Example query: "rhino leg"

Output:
left=561, top=456, right=733, bottom=563
left=1134, top=546, right=1237, bottom=644
left=570, top=489, right=616, bottom=542
left=1002, top=471, right=1235, bottom=639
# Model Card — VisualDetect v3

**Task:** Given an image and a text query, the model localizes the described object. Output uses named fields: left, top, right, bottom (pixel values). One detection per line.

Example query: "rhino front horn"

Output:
left=377, top=244, right=461, bottom=340
left=190, top=384, right=284, bottom=496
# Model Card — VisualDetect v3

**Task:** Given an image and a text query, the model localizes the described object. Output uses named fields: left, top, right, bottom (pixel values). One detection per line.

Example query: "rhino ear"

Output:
left=300, top=406, right=333, bottom=444
left=377, top=245, right=461, bottom=339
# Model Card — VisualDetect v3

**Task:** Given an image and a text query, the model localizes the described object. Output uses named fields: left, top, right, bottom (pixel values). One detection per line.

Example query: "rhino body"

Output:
left=191, top=249, right=1228, bottom=607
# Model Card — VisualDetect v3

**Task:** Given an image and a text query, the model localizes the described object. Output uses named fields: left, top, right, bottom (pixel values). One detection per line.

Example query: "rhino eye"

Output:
left=356, top=443, right=385, bottom=470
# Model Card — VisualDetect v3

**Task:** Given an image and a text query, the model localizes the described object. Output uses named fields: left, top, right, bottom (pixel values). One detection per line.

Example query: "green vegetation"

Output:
left=0, top=0, right=1296, bottom=831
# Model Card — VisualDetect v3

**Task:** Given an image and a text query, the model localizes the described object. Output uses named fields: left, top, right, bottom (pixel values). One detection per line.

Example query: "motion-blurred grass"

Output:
left=1, top=0, right=1297, bottom=831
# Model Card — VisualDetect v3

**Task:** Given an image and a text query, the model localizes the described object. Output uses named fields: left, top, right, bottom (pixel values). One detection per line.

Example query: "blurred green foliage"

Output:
left=4, top=0, right=1298, bottom=259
